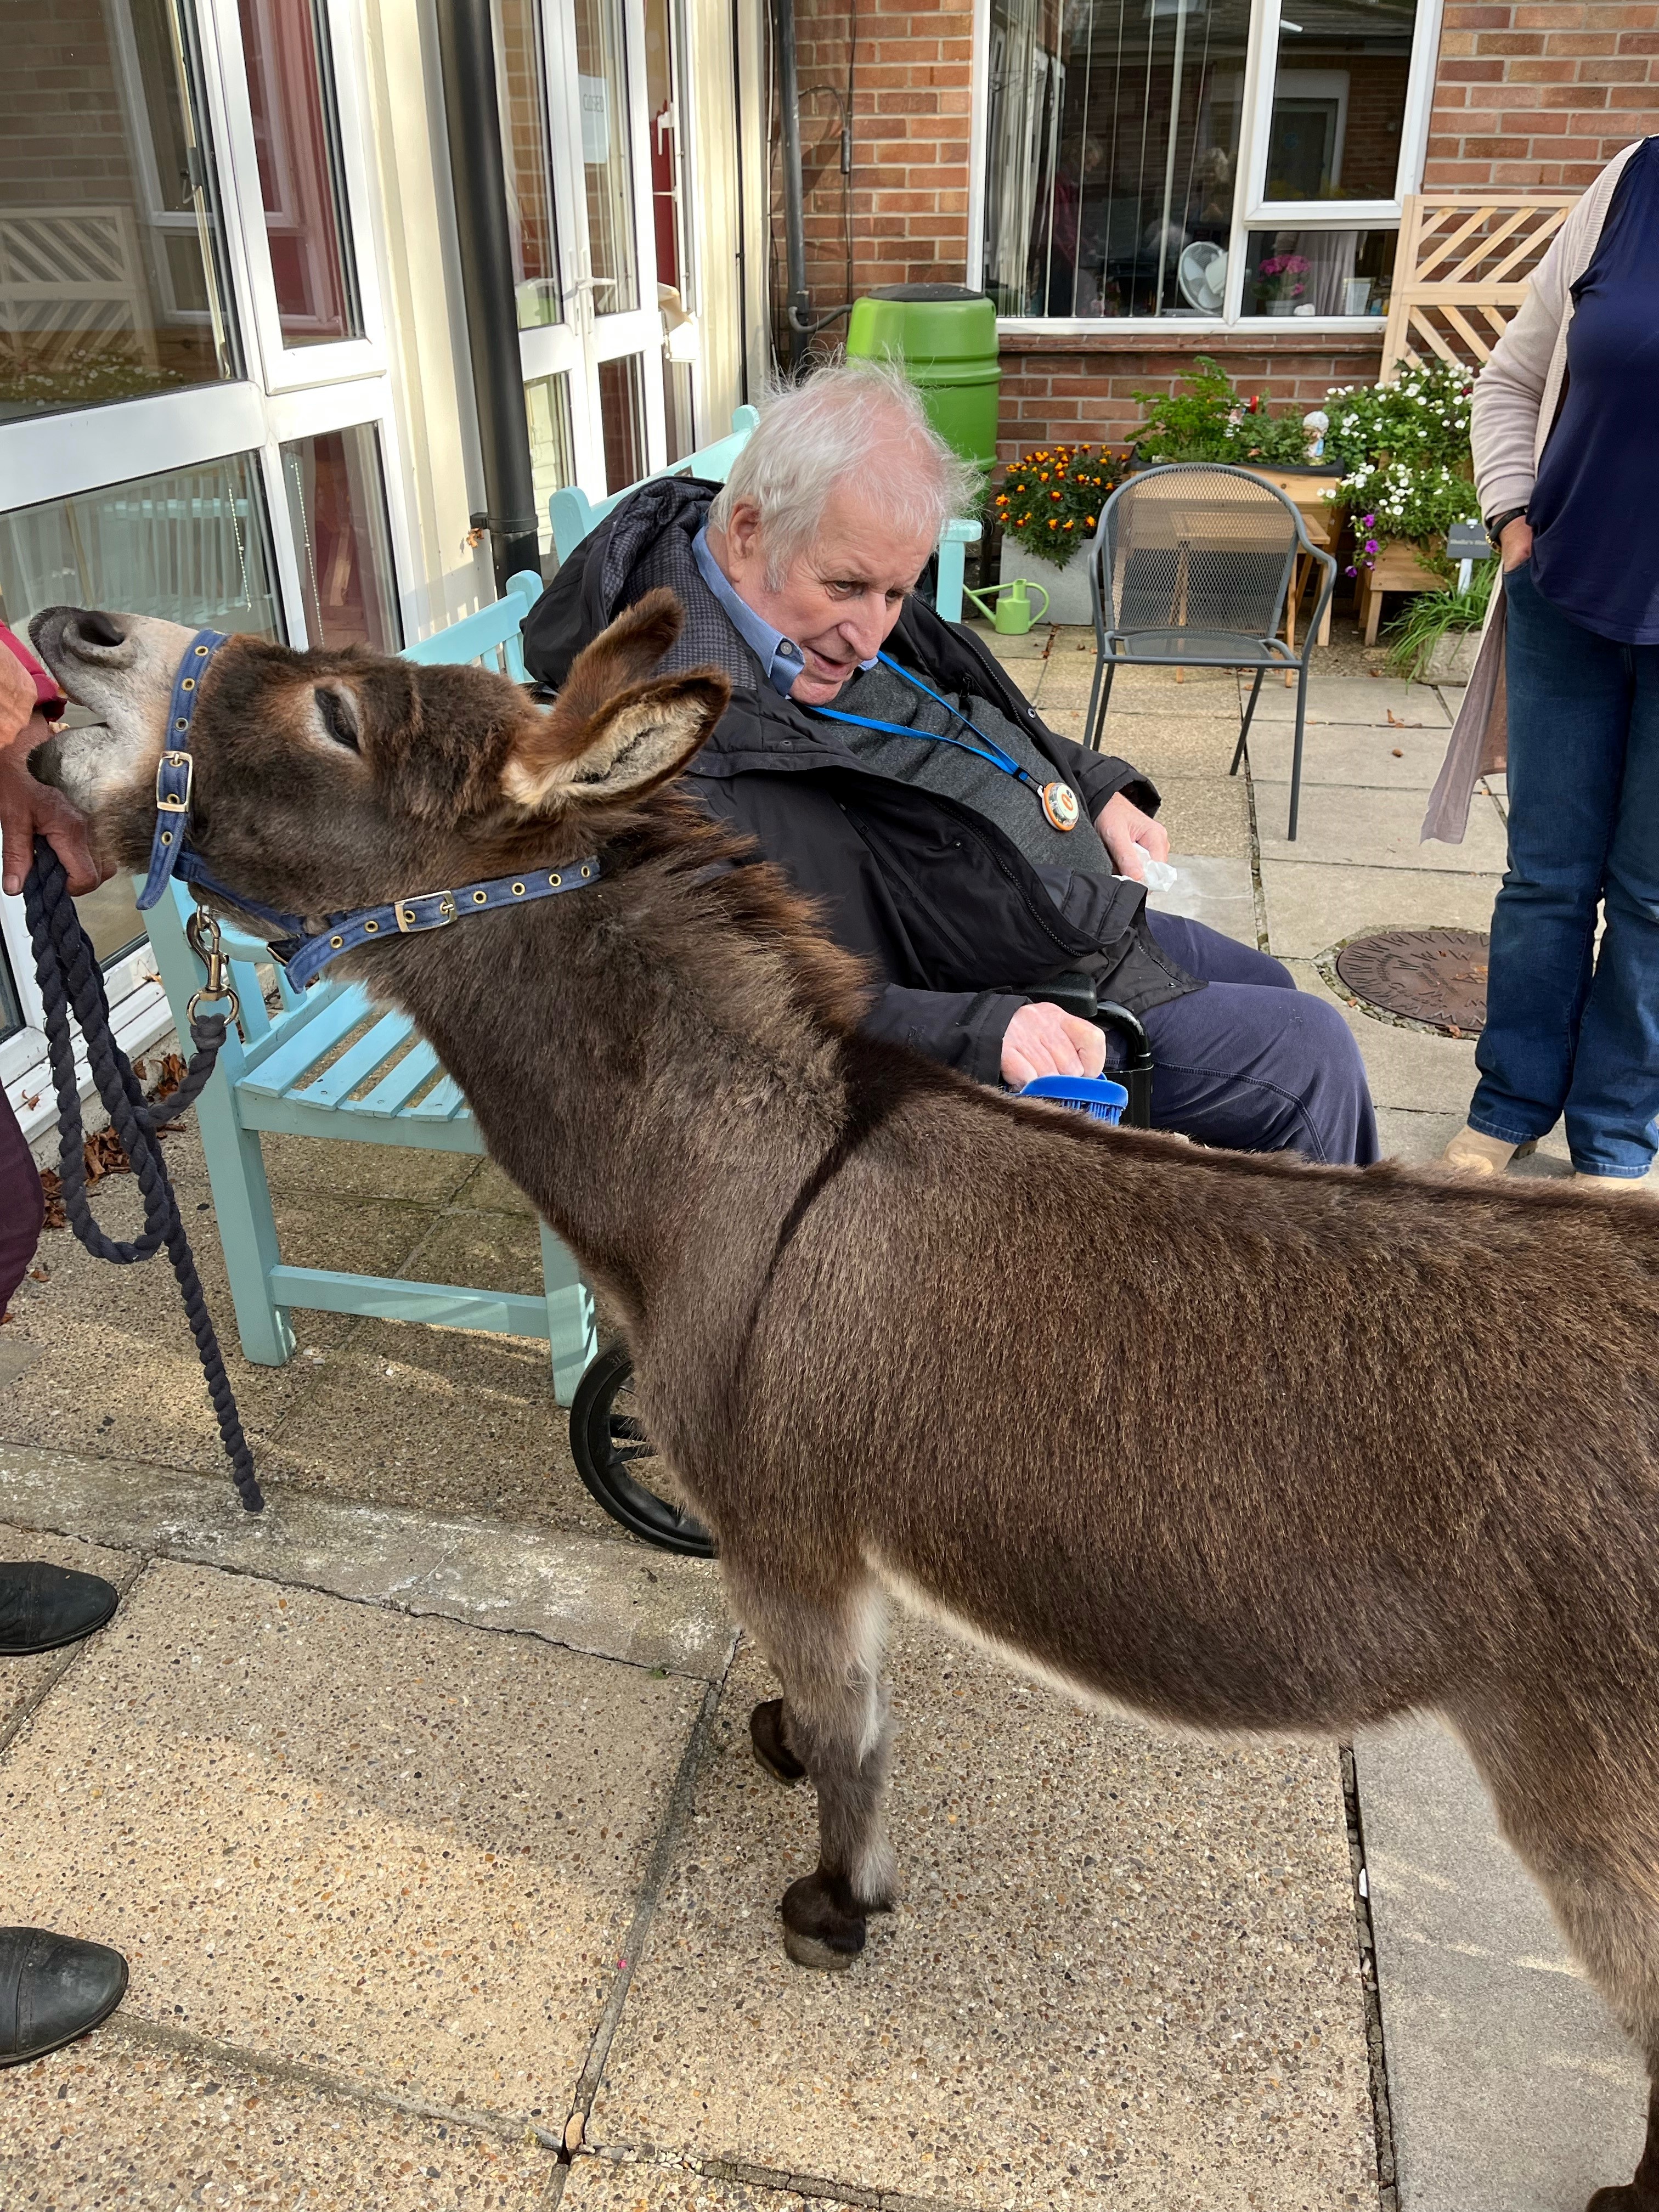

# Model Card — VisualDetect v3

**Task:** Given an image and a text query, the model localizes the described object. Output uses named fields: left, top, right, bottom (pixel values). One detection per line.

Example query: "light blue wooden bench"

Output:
left=548, top=404, right=983, bottom=623
left=142, top=566, right=598, bottom=1403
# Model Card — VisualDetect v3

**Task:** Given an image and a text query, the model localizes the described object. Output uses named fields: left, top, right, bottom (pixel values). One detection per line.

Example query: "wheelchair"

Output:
left=569, top=979, right=1155, bottom=1559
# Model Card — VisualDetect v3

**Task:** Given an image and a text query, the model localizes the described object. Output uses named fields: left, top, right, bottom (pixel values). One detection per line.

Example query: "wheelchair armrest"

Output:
left=1032, top=969, right=1101, bottom=1022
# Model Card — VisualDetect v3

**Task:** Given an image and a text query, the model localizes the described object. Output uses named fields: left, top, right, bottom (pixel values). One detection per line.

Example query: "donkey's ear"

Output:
left=504, top=651, right=730, bottom=810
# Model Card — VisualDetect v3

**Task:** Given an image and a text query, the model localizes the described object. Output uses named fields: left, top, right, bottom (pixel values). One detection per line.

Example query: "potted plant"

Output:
left=992, top=444, right=1124, bottom=623
left=1384, top=560, right=1495, bottom=683
left=1321, top=361, right=1480, bottom=644
left=1256, top=253, right=1312, bottom=315
left=1128, top=357, right=1312, bottom=467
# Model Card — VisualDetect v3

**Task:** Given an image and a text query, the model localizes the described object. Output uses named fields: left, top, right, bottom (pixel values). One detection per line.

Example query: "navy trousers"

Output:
left=1134, top=911, right=1379, bottom=1166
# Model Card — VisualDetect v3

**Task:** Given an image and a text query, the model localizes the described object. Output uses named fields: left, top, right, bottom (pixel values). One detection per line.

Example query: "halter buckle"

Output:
left=395, top=891, right=459, bottom=933
left=156, top=751, right=193, bottom=812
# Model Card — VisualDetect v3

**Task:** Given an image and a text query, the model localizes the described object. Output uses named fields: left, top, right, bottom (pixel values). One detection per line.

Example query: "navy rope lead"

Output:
left=24, top=839, right=264, bottom=1514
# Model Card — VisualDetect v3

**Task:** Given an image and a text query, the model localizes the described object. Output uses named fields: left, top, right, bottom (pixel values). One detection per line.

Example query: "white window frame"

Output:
left=197, top=0, right=392, bottom=392
left=968, top=0, right=1444, bottom=335
left=1, top=0, right=412, bottom=1138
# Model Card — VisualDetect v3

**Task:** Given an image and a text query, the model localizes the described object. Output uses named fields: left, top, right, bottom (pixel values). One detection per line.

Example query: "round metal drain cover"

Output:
left=1334, top=927, right=1490, bottom=1035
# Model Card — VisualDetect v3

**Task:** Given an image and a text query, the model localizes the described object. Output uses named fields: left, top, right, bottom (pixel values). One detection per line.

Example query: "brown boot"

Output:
left=1573, top=1171, right=1653, bottom=1198
left=1441, top=1126, right=1538, bottom=1177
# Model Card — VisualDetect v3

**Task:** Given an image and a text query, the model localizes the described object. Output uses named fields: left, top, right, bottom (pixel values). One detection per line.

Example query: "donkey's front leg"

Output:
left=726, top=1566, right=896, bottom=1971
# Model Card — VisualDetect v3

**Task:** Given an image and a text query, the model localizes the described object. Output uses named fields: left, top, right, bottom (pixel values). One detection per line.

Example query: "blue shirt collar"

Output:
left=691, top=527, right=877, bottom=699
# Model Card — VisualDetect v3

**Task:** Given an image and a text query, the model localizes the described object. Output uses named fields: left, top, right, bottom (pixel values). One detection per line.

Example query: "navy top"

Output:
left=1529, top=137, right=1659, bottom=644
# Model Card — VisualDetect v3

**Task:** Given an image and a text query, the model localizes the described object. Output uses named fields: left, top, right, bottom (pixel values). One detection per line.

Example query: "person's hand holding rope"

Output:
left=0, top=639, right=106, bottom=900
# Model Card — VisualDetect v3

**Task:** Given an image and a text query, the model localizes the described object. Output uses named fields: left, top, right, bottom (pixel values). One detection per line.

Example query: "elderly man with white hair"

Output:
left=524, top=363, right=1376, bottom=1163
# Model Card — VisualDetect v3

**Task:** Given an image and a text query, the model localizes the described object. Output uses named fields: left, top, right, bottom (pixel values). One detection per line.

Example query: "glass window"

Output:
left=526, top=371, right=577, bottom=551
left=0, top=455, right=281, bottom=973
left=1243, top=226, right=1395, bottom=316
left=280, top=423, right=400, bottom=649
left=1264, top=0, right=1417, bottom=205
left=645, top=0, right=690, bottom=308
left=985, top=0, right=1251, bottom=319
left=574, top=0, right=640, bottom=317
left=598, top=354, right=647, bottom=491
left=0, top=0, right=237, bottom=419
left=238, top=0, right=363, bottom=343
left=0, top=940, right=22, bottom=1046
left=495, top=0, right=565, bottom=330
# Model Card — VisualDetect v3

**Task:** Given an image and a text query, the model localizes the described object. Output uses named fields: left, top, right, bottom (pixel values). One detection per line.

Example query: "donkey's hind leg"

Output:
left=1460, top=1710, right=1659, bottom=2211
left=724, top=1562, right=895, bottom=1972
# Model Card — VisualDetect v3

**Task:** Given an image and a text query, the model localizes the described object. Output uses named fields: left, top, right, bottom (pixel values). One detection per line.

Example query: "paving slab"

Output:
left=0, top=1522, right=142, bottom=1746
left=1140, top=775, right=1249, bottom=859
left=405, top=1204, right=546, bottom=1295
left=0, top=2029, right=555, bottom=2209
left=592, top=1630, right=1375, bottom=2211
left=1248, top=678, right=1449, bottom=728
left=1355, top=1717, right=1645, bottom=2212
left=1256, top=785, right=1509, bottom=874
left=1043, top=709, right=1249, bottom=785
left=0, top=1559, right=703, bottom=2122
left=272, top=1313, right=615, bottom=1533
left=1246, top=721, right=1457, bottom=793
left=565, top=2158, right=809, bottom=2209
left=1289, top=962, right=1479, bottom=1117
left=0, top=1164, right=429, bottom=1476
left=1260, top=863, right=1502, bottom=964
left=159, top=1122, right=481, bottom=1207
left=1149, top=854, right=1257, bottom=947
left=0, top=1442, right=734, bottom=1678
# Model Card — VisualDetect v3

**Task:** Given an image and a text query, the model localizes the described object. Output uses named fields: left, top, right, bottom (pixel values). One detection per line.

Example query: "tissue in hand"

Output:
left=1138, top=856, right=1178, bottom=893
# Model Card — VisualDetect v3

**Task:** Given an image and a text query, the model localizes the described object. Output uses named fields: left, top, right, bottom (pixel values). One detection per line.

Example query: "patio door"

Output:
left=499, top=0, right=695, bottom=545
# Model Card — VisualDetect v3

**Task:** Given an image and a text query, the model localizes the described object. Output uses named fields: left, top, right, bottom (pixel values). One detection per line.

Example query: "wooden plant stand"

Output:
left=1359, top=542, right=1442, bottom=646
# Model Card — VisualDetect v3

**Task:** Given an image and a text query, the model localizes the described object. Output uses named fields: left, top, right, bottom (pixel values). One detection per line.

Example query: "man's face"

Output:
left=715, top=478, right=937, bottom=707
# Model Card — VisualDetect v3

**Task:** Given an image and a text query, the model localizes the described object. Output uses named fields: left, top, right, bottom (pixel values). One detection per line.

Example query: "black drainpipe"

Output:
left=436, top=0, right=541, bottom=593
left=771, top=0, right=810, bottom=369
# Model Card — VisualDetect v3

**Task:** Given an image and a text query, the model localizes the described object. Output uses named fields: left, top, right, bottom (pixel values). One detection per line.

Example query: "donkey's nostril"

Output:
left=78, top=610, right=126, bottom=648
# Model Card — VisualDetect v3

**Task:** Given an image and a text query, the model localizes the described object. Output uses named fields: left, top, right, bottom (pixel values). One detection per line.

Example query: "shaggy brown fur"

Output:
left=30, top=592, right=1659, bottom=2211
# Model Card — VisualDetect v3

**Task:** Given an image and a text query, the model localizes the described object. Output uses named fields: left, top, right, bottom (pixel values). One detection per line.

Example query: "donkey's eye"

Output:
left=314, top=686, right=360, bottom=752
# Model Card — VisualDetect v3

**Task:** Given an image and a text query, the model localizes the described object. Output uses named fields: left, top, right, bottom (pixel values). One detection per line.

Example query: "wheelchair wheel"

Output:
left=568, top=1344, right=715, bottom=1558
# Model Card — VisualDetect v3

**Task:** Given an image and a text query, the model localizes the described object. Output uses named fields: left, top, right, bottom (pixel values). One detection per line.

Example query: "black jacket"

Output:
left=522, top=478, right=1201, bottom=1084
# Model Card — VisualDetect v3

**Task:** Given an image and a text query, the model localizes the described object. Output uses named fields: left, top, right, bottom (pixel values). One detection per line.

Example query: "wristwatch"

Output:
left=1486, top=506, right=1527, bottom=551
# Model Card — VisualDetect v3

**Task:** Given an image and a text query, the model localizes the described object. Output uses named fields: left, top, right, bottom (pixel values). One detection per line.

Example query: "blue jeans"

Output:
left=1138, top=912, right=1380, bottom=1166
left=1469, top=562, right=1659, bottom=1177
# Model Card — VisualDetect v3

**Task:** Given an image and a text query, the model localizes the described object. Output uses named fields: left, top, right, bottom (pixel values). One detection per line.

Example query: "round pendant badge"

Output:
left=1041, top=781, right=1081, bottom=832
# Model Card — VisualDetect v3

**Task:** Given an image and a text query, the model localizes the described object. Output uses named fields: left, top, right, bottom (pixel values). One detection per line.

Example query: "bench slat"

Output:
left=345, top=1038, right=442, bottom=1118
left=237, top=985, right=374, bottom=1098
left=290, top=1009, right=418, bottom=1108
left=402, top=1074, right=466, bottom=1121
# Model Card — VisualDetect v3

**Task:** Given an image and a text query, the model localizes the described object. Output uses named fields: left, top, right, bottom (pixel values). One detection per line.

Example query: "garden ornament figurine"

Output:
left=31, top=593, right=1659, bottom=2212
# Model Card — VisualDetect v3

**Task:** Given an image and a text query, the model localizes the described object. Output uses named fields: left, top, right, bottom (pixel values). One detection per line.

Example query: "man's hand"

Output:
left=1001, top=1001, right=1108, bottom=1088
left=1499, top=516, right=1533, bottom=573
left=0, top=712, right=105, bottom=898
left=1096, top=789, right=1170, bottom=883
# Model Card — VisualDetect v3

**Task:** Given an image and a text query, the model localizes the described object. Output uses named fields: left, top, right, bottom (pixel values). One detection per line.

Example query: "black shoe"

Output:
left=0, top=1928, right=127, bottom=2066
left=0, top=1562, right=120, bottom=1656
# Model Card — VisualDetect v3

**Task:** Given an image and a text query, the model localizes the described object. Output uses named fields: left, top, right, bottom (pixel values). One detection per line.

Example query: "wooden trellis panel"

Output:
left=1380, top=194, right=1579, bottom=377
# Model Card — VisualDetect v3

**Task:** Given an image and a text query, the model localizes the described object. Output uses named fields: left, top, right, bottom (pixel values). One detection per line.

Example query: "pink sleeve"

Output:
left=0, top=624, right=67, bottom=717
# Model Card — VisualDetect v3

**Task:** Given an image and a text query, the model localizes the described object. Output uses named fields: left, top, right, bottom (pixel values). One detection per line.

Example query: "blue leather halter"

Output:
left=134, top=627, right=602, bottom=989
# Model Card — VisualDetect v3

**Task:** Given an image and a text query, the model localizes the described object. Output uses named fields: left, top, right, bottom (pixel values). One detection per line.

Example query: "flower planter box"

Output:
left=995, top=539, right=1093, bottom=625
left=1358, top=542, right=1442, bottom=647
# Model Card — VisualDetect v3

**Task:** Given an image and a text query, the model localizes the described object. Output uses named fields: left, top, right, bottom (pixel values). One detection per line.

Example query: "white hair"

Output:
left=708, top=358, right=984, bottom=588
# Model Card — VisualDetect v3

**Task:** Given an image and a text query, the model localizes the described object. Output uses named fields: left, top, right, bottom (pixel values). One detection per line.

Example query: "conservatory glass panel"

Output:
left=1263, top=0, right=1418, bottom=204
left=983, top=0, right=1251, bottom=319
left=494, top=0, right=564, bottom=329
left=1241, top=226, right=1396, bottom=315
left=238, top=0, right=363, bottom=342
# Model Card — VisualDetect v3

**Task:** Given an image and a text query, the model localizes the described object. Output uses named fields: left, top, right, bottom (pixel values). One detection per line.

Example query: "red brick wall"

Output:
left=996, top=331, right=1388, bottom=461
left=1424, top=1, right=1659, bottom=189
left=772, top=0, right=1658, bottom=432
left=782, top=0, right=975, bottom=340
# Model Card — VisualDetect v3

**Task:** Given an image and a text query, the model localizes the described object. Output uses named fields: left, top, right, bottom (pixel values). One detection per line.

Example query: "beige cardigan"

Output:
left=1420, top=140, right=1646, bottom=845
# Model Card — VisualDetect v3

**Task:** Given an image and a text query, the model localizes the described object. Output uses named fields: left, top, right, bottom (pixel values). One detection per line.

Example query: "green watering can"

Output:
left=962, top=577, right=1050, bottom=635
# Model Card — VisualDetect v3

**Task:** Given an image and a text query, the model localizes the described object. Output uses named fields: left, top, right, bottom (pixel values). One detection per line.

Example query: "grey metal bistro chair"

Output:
left=1083, top=464, right=1338, bottom=840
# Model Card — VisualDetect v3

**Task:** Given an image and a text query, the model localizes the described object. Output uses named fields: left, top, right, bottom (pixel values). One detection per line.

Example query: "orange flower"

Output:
left=1048, top=517, right=1058, bottom=528
left=1063, top=520, right=1074, bottom=529
left=1086, top=514, right=1096, bottom=526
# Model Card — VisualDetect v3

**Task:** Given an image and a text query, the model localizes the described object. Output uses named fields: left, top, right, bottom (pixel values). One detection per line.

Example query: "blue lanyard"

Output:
left=809, top=654, right=1048, bottom=802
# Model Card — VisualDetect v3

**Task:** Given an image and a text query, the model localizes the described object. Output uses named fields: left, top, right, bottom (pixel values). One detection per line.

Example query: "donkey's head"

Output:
left=27, top=591, right=729, bottom=927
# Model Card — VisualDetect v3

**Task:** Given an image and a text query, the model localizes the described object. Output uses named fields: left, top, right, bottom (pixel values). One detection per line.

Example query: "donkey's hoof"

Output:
left=750, top=1699, right=805, bottom=1786
left=781, top=1872, right=865, bottom=1971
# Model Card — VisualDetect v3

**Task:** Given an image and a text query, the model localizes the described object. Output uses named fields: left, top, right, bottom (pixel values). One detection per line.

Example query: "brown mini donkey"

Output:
left=30, top=592, right=1659, bottom=2209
